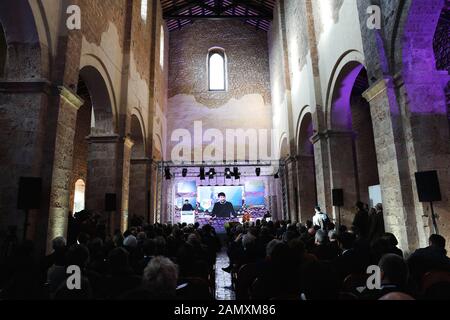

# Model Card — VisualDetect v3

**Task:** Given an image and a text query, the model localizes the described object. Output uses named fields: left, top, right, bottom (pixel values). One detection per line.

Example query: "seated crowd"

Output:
left=0, top=202, right=450, bottom=300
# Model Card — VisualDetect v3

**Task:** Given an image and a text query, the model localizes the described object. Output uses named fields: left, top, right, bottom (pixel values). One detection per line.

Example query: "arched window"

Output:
left=141, top=0, right=148, bottom=22
left=160, top=25, right=164, bottom=69
left=0, top=23, right=6, bottom=77
left=73, top=179, right=86, bottom=213
left=208, top=49, right=226, bottom=91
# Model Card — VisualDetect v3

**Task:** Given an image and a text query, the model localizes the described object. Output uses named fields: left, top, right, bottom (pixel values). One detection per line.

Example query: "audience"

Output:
left=1, top=205, right=449, bottom=301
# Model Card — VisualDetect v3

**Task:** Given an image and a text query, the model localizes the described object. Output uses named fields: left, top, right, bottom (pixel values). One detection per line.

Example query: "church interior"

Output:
left=0, top=0, right=449, bottom=301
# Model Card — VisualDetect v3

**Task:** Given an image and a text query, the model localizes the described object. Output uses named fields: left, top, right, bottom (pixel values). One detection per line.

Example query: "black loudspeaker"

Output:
left=105, top=193, right=117, bottom=211
left=332, top=189, right=344, bottom=207
left=415, top=171, right=442, bottom=202
left=17, top=177, right=42, bottom=210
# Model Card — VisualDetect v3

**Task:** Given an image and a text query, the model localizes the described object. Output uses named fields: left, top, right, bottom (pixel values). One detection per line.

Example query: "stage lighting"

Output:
left=164, top=167, right=172, bottom=180
left=255, top=168, right=261, bottom=176
left=198, top=167, right=206, bottom=180
left=182, top=168, right=187, bottom=177
left=233, top=167, right=241, bottom=179
left=274, top=172, right=279, bottom=179
left=225, top=168, right=232, bottom=179
left=208, top=168, right=216, bottom=179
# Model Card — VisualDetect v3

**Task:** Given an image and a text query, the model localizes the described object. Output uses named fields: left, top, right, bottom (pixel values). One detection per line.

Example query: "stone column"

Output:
left=129, top=158, right=150, bottom=222
left=311, top=133, right=332, bottom=218
left=297, top=155, right=316, bottom=223
left=363, top=77, right=420, bottom=252
left=46, top=87, right=84, bottom=252
left=325, top=130, right=359, bottom=226
left=0, top=80, right=51, bottom=243
left=120, top=137, right=134, bottom=232
left=85, top=134, right=123, bottom=234
left=285, top=157, right=299, bottom=222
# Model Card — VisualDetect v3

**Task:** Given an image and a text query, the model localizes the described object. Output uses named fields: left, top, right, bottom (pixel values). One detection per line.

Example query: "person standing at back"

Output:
left=312, top=206, right=331, bottom=231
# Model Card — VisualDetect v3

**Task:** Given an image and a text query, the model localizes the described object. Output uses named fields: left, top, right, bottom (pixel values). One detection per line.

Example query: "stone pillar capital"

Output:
left=131, top=157, right=150, bottom=165
left=58, top=86, right=84, bottom=110
left=86, top=134, right=121, bottom=144
left=362, top=77, right=391, bottom=102
left=310, top=130, right=353, bottom=143
left=123, top=135, right=135, bottom=149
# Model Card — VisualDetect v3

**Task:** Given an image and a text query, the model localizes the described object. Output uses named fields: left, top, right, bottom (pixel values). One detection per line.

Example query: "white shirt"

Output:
left=313, top=212, right=328, bottom=227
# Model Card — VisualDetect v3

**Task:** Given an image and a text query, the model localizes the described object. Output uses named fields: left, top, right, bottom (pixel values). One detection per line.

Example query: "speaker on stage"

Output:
left=415, top=171, right=442, bottom=202
left=105, top=193, right=117, bottom=211
left=17, top=177, right=42, bottom=210
left=332, top=189, right=344, bottom=207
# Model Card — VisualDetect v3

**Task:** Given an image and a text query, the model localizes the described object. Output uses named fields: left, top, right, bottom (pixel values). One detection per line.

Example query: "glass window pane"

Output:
left=209, top=53, right=225, bottom=90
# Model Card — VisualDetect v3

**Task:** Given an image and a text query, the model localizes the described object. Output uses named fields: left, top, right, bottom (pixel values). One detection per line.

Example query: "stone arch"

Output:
left=327, top=58, right=380, bottom=228
left=0, top=1, right=49, bottom=243
left=79, top=65, right=115, bottom=135
left=296, top=107, right=317, bottom=221
left=75, top=65, right=119, bottom=232
left=129, top=113, right=148, bottom=222
left=130, top=110, right=147, bottom=158
left=432, top=4, right=450, bottom=136
left=0, top=0, right=45, bottom=79
left=279, top=133, right=289, bottom=159
left=325, top=50, right=365, bottom=130
left=0, top=23, right=6, bottom=77
left=80, top=54, right=118, bottom=132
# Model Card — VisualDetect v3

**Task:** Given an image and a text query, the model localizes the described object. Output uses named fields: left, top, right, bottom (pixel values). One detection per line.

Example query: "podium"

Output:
left=181, top=211, right=195, bottom=225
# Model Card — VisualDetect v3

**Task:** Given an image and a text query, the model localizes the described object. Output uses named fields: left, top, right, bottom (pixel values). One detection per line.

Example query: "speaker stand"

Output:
left=430, top=202, right=439, bottom=235
left=23, top=208, right=29, bottom=241
left=334, top=206, right=341, bottom=228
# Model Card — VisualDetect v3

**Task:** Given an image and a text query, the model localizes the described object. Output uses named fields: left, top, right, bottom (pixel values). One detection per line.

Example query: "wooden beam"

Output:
left=164, top=14, right=272, bottom=20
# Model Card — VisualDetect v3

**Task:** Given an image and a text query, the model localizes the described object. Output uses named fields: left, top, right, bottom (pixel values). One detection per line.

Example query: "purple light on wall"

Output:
left=331, top=63, right=364, bottom=130
left=401, top=0, right=448, bottom=114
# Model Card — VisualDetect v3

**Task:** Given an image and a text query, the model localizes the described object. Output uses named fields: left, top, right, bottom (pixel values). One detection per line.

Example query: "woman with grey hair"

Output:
left=142, top=256, right=179, bottom=299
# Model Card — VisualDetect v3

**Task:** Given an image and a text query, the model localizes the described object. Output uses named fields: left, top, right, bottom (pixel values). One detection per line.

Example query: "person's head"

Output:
left=375, top=203, right=383, bottom=212
left=123, top=235, right=138, bottom=248
left=66, top=244, right=89, bottom=269
left=107, top=247, right=130, bottom=274
left=52, top=236, right=67, bottom=252
left=187, top=233, right=200, bottom=246
left=379, top=253, right=409, bottom=287
left=429, top=234, right=446, bottom=249
left=218, top=192, right=226, bottom=202
left=242, top=233, right=256, bottom=250
left=338, top=232, right=355, bottom=250
left=356, top=201, right=364, bottom=210
left=382, top=233, right=399, bottom=247
left=315, top=206, right=321, bottom=214
left=266, top=239, right=283, bottom=259
left=143, top=256, right=179, bottom=298
left=379, top=292, right=415, bottom=300
left=184, top=199, right=189, bottom=203
left=328, top=230, right=338, bottom=242
left=315, top=229, right=328, bottom=245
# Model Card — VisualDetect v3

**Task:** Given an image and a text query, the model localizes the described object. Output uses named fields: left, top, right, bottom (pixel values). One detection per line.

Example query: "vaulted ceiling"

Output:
left=161, top=0, right=275, bottom=32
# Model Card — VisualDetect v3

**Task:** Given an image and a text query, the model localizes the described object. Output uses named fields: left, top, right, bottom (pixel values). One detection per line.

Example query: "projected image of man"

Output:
left=211, top=192, right=236, bottom=218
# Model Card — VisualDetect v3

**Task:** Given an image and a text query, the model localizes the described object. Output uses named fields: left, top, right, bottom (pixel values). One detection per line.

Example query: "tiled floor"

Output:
left=215, top=249, right=236, bottom=300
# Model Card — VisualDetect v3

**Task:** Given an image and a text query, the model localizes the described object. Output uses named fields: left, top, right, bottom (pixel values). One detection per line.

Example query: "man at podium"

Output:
left=182, top=199, right=194, bottom=211
left=211, top=192, right=236, bottom=218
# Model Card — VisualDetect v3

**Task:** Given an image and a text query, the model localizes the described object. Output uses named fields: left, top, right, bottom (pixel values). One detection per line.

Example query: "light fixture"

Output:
left=255, top=168, right=261, bottom=177
left=182, top=168, right=187, bottom=177
left=225, top=168, right=232, bottom=179
left=164, top=167, right=172, bottom=180
left=198, top=167, right=206, bottom=180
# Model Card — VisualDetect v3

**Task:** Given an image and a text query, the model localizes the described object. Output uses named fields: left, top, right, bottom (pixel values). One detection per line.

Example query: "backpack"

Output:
left=320, top=214, right=331, bottom=231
